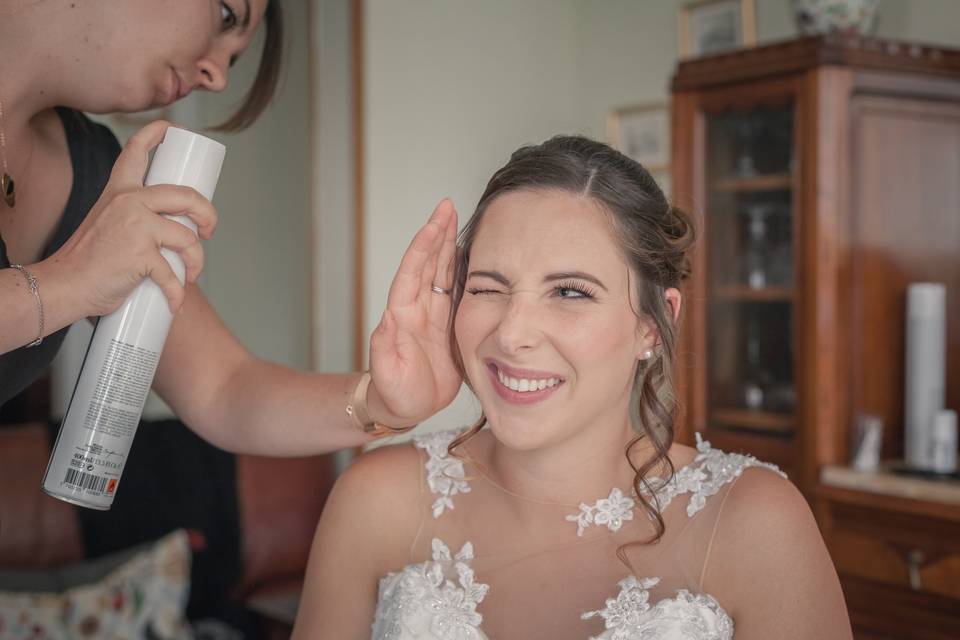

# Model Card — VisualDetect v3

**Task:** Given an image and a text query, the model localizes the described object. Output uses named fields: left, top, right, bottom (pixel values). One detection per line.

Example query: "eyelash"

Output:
left=554, top=281, right=596, bottom=299
left=220, top=1, right=238, bottom=31
left=465, top=282, right=596, bottom=300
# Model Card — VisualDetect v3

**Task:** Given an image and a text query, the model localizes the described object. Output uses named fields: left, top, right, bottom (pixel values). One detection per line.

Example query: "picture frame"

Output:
left=607, top=103, right=670, bottom=172
left=678, top=0, right=756, bottom=58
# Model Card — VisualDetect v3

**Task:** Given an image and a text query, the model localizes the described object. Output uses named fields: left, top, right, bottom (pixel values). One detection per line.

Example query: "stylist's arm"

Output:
left=151, top=195, right=462, bottom=456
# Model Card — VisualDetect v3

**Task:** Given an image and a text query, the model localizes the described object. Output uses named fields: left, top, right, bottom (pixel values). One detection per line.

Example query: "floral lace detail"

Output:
left=373, top=538, right=489, bottom=640
left=582, top=576, right=661, bottom=629
left=416, top=429, right=785, bottom=529
left=582, top=576, right=734, bottom=640
left=415, top=430, right=472, bottom=518
left=566, top=487, right=636, bottom=536
left=644, top=433, right=786, bottom=517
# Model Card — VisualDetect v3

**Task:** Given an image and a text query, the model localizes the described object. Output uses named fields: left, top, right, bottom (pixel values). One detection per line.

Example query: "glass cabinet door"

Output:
left=705, top=105, right=797, bottom=436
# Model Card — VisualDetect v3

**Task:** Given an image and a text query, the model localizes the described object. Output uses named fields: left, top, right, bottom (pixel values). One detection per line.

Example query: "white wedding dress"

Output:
left=371, top=430, right=784, bottom=640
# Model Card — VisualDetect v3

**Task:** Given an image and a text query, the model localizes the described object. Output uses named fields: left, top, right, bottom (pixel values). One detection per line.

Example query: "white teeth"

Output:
left=496, top=369, right=561, bottom=393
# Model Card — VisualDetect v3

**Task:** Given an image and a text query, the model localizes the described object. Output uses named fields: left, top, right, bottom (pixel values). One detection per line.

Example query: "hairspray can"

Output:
left=42, top=127, right=225, bottom=510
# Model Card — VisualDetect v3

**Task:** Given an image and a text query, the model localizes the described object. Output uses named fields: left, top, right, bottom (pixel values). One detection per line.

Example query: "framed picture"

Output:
left=607, top=103, right=670, bottom=172
left=679, top=0, right=756, bottom=58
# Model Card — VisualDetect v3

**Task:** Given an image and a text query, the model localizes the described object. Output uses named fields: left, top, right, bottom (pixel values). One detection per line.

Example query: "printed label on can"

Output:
left=43, top=338, right=162, bottom=509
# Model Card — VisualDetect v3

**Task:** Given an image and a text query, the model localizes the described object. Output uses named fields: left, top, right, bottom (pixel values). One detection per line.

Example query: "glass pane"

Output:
left=708, top=301, right=796, bottom=412
left=704, top=104, right=796, bottom=434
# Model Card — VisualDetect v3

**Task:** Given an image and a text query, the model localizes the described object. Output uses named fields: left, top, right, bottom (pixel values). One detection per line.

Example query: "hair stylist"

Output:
left=0, top=0, right=461, bottom=453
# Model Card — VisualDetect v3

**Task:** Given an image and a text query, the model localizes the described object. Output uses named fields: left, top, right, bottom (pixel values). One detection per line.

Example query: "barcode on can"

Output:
left=64, top=467, right=109, bottom=493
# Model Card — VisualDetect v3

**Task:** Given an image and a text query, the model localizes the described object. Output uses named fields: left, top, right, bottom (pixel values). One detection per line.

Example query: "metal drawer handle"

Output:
left=907, top=548, right=925, bottom=591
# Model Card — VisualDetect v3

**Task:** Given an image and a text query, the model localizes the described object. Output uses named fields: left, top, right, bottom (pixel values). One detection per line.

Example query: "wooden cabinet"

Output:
left=817, top=476, right=960, bottom=638
left=671, top=35, right=960, bottom=638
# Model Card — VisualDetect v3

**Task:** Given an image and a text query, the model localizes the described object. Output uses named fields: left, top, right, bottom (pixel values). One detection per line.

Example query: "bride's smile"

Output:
left=486, top=359, right=565, bottom=402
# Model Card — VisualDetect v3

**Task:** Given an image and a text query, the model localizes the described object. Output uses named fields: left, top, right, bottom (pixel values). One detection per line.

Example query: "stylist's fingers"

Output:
left=139, top=184, right=219, bottom=239
left=108, top=120, right=171, bottom=188
left=145, top=252, right=187, bottom=313
left=156, top=218, right=205, bottom=284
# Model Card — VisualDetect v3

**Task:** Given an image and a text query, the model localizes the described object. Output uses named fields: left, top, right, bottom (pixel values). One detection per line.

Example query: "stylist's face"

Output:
left=84, top=0, right=267, bottom=112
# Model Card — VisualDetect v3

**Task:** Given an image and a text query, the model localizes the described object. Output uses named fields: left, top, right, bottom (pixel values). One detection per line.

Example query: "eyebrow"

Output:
left=466, top=270, right=609, bottom=292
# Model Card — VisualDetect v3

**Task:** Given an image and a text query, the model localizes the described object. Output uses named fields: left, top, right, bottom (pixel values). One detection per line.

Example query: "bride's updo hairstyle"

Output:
left=448, top=135, right=696, bottom=545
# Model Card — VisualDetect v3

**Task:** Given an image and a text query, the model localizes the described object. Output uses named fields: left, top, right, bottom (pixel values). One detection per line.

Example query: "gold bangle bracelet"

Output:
left=345, top=371, right=416, bottom=436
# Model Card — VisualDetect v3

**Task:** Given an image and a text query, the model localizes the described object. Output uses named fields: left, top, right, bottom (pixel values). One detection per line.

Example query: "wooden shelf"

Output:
left=713, top=285, right=795, bottom=301
left=712, top=173, right=793, bottom=193
left=711, top=407, right=795, bottom=434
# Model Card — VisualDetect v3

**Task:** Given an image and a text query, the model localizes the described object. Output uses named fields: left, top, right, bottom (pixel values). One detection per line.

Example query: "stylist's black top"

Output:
left=0, top=108, right=121, bottom=408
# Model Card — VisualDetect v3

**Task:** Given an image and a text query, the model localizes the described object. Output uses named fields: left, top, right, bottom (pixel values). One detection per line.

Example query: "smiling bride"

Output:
left=291, top=135, right=852, bottom=640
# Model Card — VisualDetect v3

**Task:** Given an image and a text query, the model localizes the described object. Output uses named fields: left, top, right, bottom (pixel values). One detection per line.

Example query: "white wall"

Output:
left=361, top=0, right=960, bottom=435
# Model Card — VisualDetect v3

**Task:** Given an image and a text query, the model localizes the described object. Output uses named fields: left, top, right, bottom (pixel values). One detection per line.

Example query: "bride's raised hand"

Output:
left=366, top=199, right=462, bottom=427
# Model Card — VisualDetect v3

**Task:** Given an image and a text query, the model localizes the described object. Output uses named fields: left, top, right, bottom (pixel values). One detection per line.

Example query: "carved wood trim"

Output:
left=672, top=35, right=960, bottom=92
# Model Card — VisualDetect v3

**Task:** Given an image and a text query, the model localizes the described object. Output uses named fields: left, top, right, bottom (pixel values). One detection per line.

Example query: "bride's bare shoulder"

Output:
left=330, top=437, right=426, bottom=513
left=699, top=457, right=850, bottom=636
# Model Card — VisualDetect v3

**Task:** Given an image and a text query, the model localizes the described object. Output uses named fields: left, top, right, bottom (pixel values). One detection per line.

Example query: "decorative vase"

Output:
left=792, top=0, right=879, bottom=36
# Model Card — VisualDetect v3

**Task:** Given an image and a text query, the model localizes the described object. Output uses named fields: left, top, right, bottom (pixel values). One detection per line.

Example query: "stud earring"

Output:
left=640, top=349, right=654, bottom=361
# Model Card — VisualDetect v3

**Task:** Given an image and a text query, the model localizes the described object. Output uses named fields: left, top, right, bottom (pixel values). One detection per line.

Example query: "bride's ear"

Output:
left=635, top=288, right=682, bottom=360
left=665, top=288, right=682, bottom=325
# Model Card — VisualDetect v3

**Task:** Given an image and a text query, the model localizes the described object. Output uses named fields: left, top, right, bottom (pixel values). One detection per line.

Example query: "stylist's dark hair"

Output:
left=447, top=135, right=696, bottom=557
left=214, top=0, right=284, bottom=132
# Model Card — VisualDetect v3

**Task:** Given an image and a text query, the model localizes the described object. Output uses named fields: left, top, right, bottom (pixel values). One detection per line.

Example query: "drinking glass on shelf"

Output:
left=732, top=116, right=761, bottom=178
left=741, top=205, right=770, bottom=289
left=743, top=314, right=773, bottom=411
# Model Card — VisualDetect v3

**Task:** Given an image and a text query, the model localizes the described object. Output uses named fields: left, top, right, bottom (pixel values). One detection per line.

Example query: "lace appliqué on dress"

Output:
left=373, top=538, right=489, bottom=640
left=415, top=430, right=472, bottom=518
left=566, top=487, right=636, bottom=537
left=582, top=576, right=734, bottom=640
left=645, top=433, right=786, bottom=517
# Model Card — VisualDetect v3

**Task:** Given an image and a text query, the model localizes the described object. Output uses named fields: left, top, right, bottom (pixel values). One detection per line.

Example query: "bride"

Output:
left=292, top=135, right=852, bottom=639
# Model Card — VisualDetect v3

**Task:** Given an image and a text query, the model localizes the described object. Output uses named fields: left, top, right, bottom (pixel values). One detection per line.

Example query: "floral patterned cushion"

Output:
left=0, top=529, right=192, bottom=639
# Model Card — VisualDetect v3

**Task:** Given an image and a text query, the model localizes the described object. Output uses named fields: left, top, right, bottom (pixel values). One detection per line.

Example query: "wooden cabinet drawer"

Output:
left=824, top=499, right=960, bottom=601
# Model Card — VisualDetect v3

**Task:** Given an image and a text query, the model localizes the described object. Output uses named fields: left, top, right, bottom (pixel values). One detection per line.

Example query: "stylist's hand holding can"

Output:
left=35, top=121, right=219, bottom=324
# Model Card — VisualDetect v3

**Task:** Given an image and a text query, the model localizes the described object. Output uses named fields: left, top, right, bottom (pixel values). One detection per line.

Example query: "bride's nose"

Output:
left=494, top=296, right=543, bottom=355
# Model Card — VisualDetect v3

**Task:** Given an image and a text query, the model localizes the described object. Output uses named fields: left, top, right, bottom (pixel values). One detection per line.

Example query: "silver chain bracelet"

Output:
left=11, top=264, right=43, bottom=347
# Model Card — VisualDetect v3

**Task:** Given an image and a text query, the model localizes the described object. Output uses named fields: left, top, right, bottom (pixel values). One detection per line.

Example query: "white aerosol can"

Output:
left=42, top=127, right=225, bottom=510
